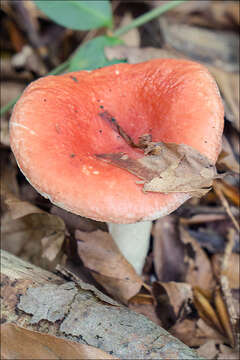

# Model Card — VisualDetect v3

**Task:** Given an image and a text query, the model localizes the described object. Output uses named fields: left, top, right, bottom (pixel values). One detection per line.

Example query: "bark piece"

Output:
left=0, top=250, right=202, bottom=359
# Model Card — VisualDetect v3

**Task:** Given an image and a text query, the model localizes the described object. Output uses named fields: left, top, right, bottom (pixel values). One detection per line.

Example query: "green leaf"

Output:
left=68, top=36, right=126, bottom=72
left=33, top=0, right=112, bottom=30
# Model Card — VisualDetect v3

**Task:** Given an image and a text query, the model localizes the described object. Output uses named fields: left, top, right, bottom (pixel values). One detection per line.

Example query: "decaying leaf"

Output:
left=212, top=253, right=240, bottom=290
left=214, top=288, right=235, bottom=347
left=98, top=140, right=220, bottom=197
left=118, top=12, right=140, bottom=47
left=218, top=344, right=240, bottom=360
left=76, top=229, right=142, bottom=304
left=208, top=66, right=239, bottom=130
left=153, top=215, right=186, bottom=282
left=149, top=0, right=239, bottom=30
left=0, top=323, right=118, bottom=360
left=214, top=180, right=240, bottom=208
left=153, top=281, right=193, bottom=329
left=51, top=205, right=107, bottom=233
left=197, top=340, right=222, bottom=359
left=197, top=339, right=239, bottom=360
left=128, top=292, right=161, bottom=326
left=217, top=136, right=240, bottom=174
left=1, top=190, right=65, bottom=269
left=170, top=318, right=226, bottom=348
left=105, top=45, right=178, bottom=64
left=193, top=287, right=224, bottom=335
left=159, top=18, right=239, bottom=72
left=180, top=226, right=216, bottom=291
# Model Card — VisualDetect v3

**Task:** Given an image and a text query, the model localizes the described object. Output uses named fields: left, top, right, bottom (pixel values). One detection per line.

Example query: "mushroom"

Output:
left=10, top=59, right=224, bottom=274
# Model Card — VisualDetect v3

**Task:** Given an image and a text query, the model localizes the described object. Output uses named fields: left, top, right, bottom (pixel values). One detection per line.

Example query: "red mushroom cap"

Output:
left=10, top=59, right=224, bottom=223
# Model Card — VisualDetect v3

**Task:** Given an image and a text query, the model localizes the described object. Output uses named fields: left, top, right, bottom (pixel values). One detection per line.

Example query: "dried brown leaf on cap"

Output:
left=76, top=229, right=142, bottom=304
left=0, top=323, right=118, bottom=360
left=97, top=130, right=221, bottom=198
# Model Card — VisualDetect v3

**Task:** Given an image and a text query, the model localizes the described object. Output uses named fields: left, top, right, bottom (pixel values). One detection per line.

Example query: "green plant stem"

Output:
left=1, top=59, right=70, bottom=117
left=0, top=96, right=20, bottom=117
left=1, top=0, right=187, bottom=116
left=47, top=59, right=70, bottom=75
left=114, top=0, right=188, bottom=37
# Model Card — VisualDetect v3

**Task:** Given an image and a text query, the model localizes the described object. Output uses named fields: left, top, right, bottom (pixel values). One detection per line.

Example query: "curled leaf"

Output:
left=98, top=141, right=221, bottom=197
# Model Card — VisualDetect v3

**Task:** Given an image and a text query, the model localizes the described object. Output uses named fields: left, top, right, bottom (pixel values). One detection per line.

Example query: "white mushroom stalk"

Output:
left=107, top=221, right=152, bottom=275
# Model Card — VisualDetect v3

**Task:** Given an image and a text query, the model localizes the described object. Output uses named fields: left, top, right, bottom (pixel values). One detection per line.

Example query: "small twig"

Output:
left=99, top=110, right=140, bottom=148
left=221, top=228, right=236, bottom=274
left=213, top=180, right=240, bottom=232
left=218, top=228, right=239, bottom=348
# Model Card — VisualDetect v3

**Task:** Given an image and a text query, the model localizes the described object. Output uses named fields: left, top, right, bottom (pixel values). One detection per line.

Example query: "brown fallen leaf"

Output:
left=118, top=12, right=140, bottom=47
left=208, top=66, right=239, bottom=130
left=76, top=229, right=142, bottom=304
left=170, top=319, right=200, bottom=347
left=218, top=343, right=240, bottom=360
left=180, top=226, right=216, bottom=291
left=214, top=287, right=235, bottom=347
left=153, top=281, right=193, bottom=329
left=170, top=317, right=226, bottom=348
left=1, top=151, right=20, bottom=200
left=51, top=205, right=107, bottom=233
left=212, top=253, right=240, bottom=290
left=128, top=291, right=161, bottom=326
left=159, top=17, right=238, bottom=72
left=0, top=323, right=118, bottom=360
left=197, top=339, right=239, bottom=360
left=215, top=180, right=240, bottom=208
left=217, top=135, right=240, bottom=174
left=105, top=45, right=178, bottom=65
left=149, top=0, right=239, bottom=30
left=197, top=340, right=221, bottom=359
left=193, top=287, right=224, bottom=335
left=98, top=140, right=220, bottom=198
left=153, top=215, right=186, bottom=282
left=1, top=190, right=65, bottom=269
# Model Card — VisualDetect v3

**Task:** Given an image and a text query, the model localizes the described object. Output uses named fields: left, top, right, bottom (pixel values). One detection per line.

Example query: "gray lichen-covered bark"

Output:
left=0, top=250, right=203, bottom=359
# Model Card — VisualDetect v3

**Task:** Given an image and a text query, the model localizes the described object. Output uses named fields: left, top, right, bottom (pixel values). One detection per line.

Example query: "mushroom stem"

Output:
left=107, top=221, right=152, bottom=275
